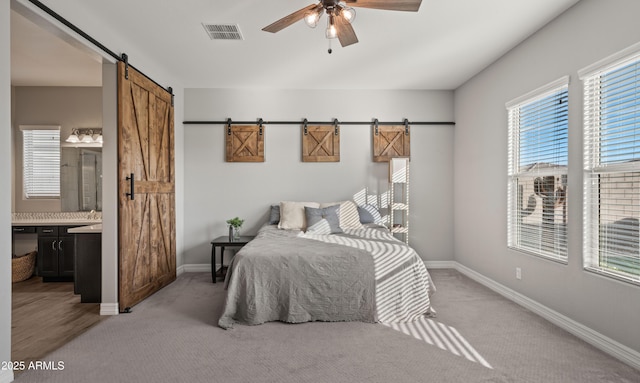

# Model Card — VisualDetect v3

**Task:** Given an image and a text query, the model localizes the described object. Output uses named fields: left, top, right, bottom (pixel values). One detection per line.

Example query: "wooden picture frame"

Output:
left=302, top=125, right=340, bottom=162
left=372, top=125, right=410, bottom=162
left=226, top=124, right=265, bottom=162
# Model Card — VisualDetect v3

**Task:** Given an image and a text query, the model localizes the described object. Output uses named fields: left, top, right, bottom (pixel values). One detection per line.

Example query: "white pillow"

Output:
left=278, top=201, right=320, bottom=230
left=320, top=200, right=363, bottom=229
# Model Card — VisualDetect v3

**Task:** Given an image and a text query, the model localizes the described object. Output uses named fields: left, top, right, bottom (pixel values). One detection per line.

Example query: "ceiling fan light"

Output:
left=341, top=6, right=356, bottom=23
left=304, top=9, right=322, bottom=28
left=325, top=16, right=337, bottom=39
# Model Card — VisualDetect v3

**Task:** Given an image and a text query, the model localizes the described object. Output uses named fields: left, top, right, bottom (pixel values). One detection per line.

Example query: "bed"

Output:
left=218, top=201, right=435, bottom=329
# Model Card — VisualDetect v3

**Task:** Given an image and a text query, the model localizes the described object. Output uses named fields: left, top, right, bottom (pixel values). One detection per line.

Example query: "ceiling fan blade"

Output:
left=345, top=0, right=422, bottom=12
left=262, top=4, right=319, bottom=33
left=335, top=16, right=359, bottom=47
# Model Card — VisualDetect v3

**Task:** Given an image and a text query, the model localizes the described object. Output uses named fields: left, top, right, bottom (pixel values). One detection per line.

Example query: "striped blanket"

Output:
left=300, top=227, right=436, bottom=323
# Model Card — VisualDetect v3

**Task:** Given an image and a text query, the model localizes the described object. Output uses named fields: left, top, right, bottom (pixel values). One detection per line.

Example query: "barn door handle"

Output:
left=126, top=173, right=135, bottom=200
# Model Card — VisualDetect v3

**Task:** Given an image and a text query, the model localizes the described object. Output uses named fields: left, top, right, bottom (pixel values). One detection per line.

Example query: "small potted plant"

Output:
left=226, top=217, right=244, bottom=241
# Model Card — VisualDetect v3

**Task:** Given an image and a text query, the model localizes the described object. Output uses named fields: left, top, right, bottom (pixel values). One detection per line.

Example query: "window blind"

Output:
left=582, top=49, right=640, bottom=283
left=22, top=126, right=61, bottom=199
left=507, top=78, right=569, bottom=261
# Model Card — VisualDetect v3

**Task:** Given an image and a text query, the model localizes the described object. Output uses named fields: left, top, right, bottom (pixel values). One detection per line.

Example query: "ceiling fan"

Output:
left=262, top=0, right=422, bottom=52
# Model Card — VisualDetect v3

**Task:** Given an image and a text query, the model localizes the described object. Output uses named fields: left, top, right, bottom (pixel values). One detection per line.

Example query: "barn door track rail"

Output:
left=184, top=119, right=455, bottom=126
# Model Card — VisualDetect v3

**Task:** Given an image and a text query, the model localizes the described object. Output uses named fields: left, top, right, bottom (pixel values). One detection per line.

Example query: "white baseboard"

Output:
left=424, top=260, right=457, bottom=269
left=0, top=369, right=14, bottom=383
left=99, top=303, right=119, bottom=316
left=180, top=264, right=212, bottom=273
left=444, top=261, right=640, bottom=371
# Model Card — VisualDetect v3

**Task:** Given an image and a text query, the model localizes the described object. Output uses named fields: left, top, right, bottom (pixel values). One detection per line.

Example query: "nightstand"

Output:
left=210, top=236, right=254, bottom=283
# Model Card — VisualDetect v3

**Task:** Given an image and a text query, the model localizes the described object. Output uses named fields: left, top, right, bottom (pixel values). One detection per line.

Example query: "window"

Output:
left=21, top=125, right=61, bottom=199
left=581, top=43, right=640, bottom=284
left=507, top=77, right=569, bottom=261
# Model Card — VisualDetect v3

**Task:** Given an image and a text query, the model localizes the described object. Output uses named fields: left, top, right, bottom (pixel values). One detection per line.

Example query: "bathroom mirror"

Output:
left=61, top=147, right=102, bottom=211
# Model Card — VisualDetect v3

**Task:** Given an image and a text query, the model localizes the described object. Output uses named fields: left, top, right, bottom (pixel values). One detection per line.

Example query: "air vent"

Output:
left=202, top=23, right=244, bottom=40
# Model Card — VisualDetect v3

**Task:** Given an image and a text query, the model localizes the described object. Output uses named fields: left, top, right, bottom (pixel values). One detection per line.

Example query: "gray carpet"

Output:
left=13, top=269, right=640, bottom=383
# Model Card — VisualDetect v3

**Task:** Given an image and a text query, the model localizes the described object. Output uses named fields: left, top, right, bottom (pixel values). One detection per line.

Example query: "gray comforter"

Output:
left=218, top=225, right=433, bottom=329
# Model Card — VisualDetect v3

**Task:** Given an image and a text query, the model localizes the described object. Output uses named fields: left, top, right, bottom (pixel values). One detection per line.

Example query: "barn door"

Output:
left=117, top=61, right=176, bottom=312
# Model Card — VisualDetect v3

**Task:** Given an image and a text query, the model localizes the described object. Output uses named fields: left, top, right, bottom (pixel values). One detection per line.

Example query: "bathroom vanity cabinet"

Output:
left=37, top=226, right=77, bottom=281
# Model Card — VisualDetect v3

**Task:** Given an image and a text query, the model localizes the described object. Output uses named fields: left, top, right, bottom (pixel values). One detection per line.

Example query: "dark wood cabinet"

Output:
left=74, top=233, right=102, bottom=303
left=12, top=226, right=37, bottom=257
left=37, top=226, right=77, bottom=281
left=12, top=226, right=36, bottom=235
left=12, top=223, right=101, bottom=302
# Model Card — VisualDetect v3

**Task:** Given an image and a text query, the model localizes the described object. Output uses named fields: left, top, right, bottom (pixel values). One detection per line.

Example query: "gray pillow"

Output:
left=358, top=204, right=382, bottom=224
left=305, top=205, right=342, bottom=234
left=269, top=204, right=280, bottom=225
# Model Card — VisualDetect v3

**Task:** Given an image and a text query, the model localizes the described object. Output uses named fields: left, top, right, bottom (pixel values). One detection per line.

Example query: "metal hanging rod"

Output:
left=27, top=0, right=173, bottom=96
left=184, top=119, right=455, bottom=126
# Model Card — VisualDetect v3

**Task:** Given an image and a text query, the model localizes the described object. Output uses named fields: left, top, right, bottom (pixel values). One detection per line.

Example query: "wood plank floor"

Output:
left=12, top=276, right=105, bottom=367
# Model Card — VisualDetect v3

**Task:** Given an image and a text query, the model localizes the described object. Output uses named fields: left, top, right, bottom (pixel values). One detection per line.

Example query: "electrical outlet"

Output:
left=516, top=267, right=522, bottom=280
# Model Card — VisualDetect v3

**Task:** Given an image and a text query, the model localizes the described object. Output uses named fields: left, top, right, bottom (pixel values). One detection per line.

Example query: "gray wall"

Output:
left=183, top=89, right=454, bottom=265
left=12, top=86, right=102, bottom=212
left=454, top=0, right=640, bottom=352
left=1, top=2, right=12, bottom=381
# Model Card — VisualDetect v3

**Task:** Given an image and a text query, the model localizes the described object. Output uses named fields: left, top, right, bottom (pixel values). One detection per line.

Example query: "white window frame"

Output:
left=21, top=125, right=61, bottom=199
left=579, top=42, right=640, bottom=285
left=507, top=76, right=570, bottom=262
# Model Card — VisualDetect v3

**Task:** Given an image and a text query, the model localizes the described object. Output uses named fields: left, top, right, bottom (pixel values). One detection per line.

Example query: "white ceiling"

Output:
left=11, top=0, right=581, bottom=90
left=10, top=9, right=102, bottom=87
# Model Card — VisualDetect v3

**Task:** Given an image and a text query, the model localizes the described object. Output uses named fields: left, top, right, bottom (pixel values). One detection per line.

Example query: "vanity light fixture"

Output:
left=64, top=128, right=103, bottom=146
left=65, top=129, right=81, bottom=143
left=81, top=130, right=94, bottom=143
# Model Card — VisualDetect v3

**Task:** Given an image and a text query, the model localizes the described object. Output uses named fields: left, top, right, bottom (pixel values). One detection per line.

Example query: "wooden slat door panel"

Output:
left=118, top=62, right=176, bottom=311
left=226, top=125, right=265, bottom=162
left=372, top=125, right=410, bottom=162
left=302, top=125, right=340, bottom=162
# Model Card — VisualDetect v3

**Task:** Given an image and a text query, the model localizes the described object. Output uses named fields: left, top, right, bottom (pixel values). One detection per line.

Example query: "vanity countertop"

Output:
left=68, top=224, right=102, bottom=234
left=12, top=212, right=102, bottom=226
